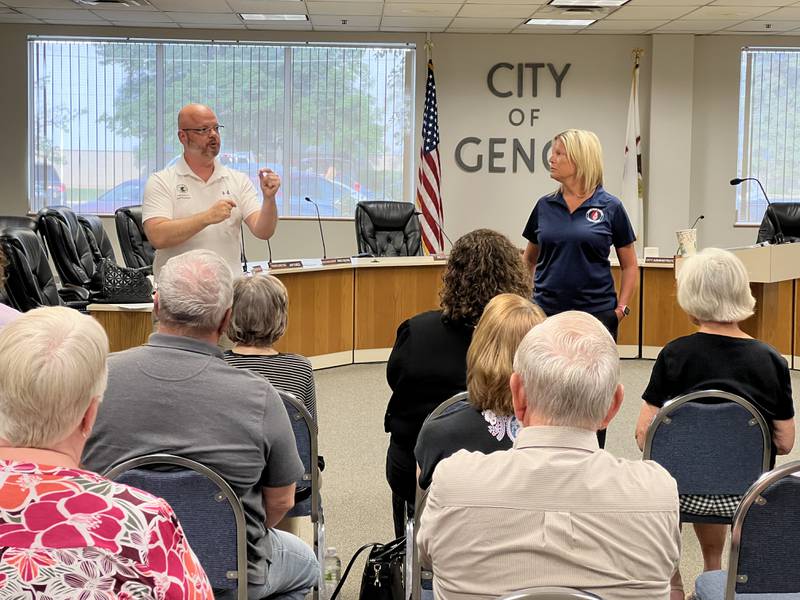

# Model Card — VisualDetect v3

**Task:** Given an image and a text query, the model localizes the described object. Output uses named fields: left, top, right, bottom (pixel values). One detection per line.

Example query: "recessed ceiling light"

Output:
left=549, top=0, right=629, bottom=6
left=525, top=18, right=596, bottom=25
left=239, top=13, right=308, bottom=21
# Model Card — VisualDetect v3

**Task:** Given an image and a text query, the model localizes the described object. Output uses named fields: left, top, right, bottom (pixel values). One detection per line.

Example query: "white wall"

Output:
left=2, top=24, right=800, bottom=260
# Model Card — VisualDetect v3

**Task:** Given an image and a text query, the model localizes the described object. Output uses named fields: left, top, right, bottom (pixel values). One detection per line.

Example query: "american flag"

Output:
left=416, top=60, right=444, bottom=254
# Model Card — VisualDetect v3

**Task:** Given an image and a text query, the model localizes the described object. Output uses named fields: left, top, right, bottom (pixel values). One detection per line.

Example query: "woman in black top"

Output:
left=384, top=229, right=531, bottom=536
left=415, top=293, right=545, bottom=490
left=634, top=247, right=795, bottom=600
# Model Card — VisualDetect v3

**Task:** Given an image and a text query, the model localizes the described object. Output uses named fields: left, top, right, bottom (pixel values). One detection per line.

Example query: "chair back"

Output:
left=355, top=201, right=422, bottom=256
left=115, top=205, right=154, bottom=270
left=0, top=216, right=37, bottom=232
left=756, top=202, right=800, bottom=244
left=0, top=227, right=63, bottom=311
left=104, top=454, right=248, bottom=600
left=77, top=214, right=116, bottom=262
left=36, top=205, right=98, bottom=290
left=427, top=391, right=469, bottom=421
left=643, top=390, right=771, bottom=497
left=499, top=589, right=603, bottom=600
left=725, top=460, right=800, bottom=597
left=278, top=391, right=325, bottom=595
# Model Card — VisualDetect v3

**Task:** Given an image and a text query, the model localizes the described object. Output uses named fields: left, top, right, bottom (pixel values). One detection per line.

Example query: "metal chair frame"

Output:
left=279, top=391, right=325, bottom=600
left=104, top=453, right=248, bottom=600
left=723, top=460, right=800, bottom=599
left=499, top=588, right=603, bottom=600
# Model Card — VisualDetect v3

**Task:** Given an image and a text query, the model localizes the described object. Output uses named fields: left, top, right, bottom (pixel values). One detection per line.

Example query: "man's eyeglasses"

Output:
left=181, top=124, right=224, bottom=136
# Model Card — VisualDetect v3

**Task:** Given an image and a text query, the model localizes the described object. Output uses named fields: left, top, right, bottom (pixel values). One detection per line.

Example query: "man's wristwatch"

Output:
left=618, top=305, right=630, bottom=317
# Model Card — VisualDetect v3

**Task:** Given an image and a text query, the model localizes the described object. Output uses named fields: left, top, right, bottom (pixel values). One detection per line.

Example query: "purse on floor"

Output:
left=329, top=537, right=405, bottom=600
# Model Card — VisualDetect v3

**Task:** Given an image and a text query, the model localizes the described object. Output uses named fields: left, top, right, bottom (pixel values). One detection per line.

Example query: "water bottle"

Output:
left=323, top=547, right=342, bottom=598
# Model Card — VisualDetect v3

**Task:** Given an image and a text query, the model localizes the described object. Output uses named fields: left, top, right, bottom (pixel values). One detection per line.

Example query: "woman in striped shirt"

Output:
left=223, top=274, right=317, bottom=422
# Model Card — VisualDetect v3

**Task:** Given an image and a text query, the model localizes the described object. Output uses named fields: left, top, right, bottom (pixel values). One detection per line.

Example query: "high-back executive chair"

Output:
left=355, top=201, right=423, bottom=257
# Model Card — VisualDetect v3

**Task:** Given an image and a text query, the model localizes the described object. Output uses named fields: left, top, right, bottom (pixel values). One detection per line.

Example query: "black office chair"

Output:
left=0, top=216, right=37, bottom=232
left=105, top=454, right=248, bottom=600
left=643, top=390, right=771, bottom=525
left=78, top=214, right=116, bottom=263
left=0, top=227, right=88, bottom=311
left=756, top=202, right=800, bottom=244
left=36, top=205, right=100, bottom=293
left=694, top=460, right=800, bottom=598
left=355, top=201, right=422, bottom=257
left=115, top=205, right=154, bottom=272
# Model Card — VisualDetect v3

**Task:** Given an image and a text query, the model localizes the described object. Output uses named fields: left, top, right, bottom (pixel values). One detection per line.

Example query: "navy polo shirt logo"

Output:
left=586, top=208, right=604, bottom=223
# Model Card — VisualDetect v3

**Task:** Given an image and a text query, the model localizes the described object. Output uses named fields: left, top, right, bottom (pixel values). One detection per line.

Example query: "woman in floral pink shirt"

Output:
left=0, top=306, right=213, bottom=599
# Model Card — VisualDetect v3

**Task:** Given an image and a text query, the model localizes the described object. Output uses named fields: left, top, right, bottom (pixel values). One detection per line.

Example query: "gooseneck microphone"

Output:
left=731, top=177, right=784, bottom=244
left=690, top=214, right=705, bottom=229
left=240, top=224, right=248, bottom=273
left=305, top=197, right=327, bottom=260
left=413, top=211, right=455, bottom=250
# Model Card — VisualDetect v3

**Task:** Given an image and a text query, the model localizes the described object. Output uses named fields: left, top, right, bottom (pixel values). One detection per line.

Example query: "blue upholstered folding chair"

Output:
left=642, top=390, right=771, bottom=524
left=407, top=392, right=470, bottom=600
left=499, top=588, right=603, bottom=600
left=694, top=460, right=800, bottom=599
left=279, top=390, right=325, bottom=598
left=104, top=454, right=248, bottom=600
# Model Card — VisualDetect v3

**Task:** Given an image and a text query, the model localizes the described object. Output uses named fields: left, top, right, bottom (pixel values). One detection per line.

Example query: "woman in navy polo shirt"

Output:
left=522, top=129, right=638, bottom=340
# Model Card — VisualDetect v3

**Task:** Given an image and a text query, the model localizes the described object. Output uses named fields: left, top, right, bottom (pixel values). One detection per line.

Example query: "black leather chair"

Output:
left=115, top=205, right=154, bottom=272
left=78, top=214, right=116, bottom=263
left=0, top=216, right=37, bottom=232
left=0, top=227, right=87, bottom=311
left=37, top=205, right=100, bottom=293
left=756, top=202, right=800, bottom=244
left=355, top=201, right=422, bottom=257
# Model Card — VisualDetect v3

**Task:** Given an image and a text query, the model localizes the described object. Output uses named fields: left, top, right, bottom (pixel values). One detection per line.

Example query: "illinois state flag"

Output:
left=622, top=56, right=644, bottom=247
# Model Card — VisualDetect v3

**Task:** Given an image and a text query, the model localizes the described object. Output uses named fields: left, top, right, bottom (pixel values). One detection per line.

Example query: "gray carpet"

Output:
left=308, top=359, right=800, bottom=599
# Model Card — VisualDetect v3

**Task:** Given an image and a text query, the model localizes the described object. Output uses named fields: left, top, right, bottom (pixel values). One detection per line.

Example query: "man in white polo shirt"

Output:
left=143, top=103, right=279, bottom=278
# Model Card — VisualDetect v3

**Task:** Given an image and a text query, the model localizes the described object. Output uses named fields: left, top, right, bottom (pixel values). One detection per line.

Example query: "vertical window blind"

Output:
left=29, top=38, right=415, bottom=218
left=736, top=47, right=800, bottom=224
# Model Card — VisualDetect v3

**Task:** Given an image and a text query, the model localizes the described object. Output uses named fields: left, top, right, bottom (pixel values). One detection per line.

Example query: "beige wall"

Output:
left=2, top=24, right=799, bottom=261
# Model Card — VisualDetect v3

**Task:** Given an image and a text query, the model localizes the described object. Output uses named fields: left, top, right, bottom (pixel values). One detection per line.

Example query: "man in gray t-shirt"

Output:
left=82, top=249, right=319, bottom=600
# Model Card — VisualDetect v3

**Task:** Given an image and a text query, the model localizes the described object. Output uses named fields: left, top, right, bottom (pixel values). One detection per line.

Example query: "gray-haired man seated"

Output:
left=418, top=311, right=681, bottom=600
left=83, top=249, right=318, bottom=600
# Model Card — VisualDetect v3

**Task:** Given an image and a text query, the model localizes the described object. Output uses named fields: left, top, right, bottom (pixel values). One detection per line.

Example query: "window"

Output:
left=29, top=38, right=415, bottom=217
left=736, top=47, right=800, bottom=224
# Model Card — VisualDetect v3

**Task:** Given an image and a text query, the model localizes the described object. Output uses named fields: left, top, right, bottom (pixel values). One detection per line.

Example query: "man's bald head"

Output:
left=178, top=103, right=216, bottom=129
left=177, top=103, right=221, bottom=161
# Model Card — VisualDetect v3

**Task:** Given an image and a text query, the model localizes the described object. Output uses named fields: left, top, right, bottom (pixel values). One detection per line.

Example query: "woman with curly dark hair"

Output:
left=0, top=248, right=20, bottom=326
left=384, top=229, right=531, bottom=536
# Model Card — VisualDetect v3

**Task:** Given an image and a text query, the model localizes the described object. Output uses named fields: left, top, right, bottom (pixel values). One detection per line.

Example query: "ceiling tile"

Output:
left=626, top=0, right=715, bottom=5
left=165, top=11, right=243, bottom=22
left=754, top=5, right=800, bottom=16
left=108, top=19, right=178, bottom=26
left=513, top=25, right=583, bottom=31
left=307, top=1, right=382, bottom=14
left=245, top=19, right=312, bottom=27
left=712, top=0, right=788, bottom=5
left=589, top=16, right=667, bottom=27
left=42, top=16, right=113, bottom=23
left=681, top=5, right=772, bottom=17
left=148, top=0, right=226, bottom=11
left=18, top=7, right=107, bottom=18
left=725, top=17, right=800, bottom=27
left=383, top=3, right=460, bottom=16
left=226, top=0, right=306, bottom=12
left=5, top=0, right=96, bottom=7
left=449, top=15, right=524, bottom=26
left=380, top=15, right=453, bottom=25
left=447, top=25, right=517, bottom=30
left=605, top=5, right=696, bottom=18
left=653, top=17, right=741, bottom=28
left=177, top=21, right=246, bottom=27
left=466, top=0, right=544, bottom=4
left=457, top=3, right=535, bottom=17
left=531, top=4, right=614, bottom=17
left=312, top=13, right=379, bottom=23
left=0, top=12, right=41, bottom=20
left=85, top=1, right=156, bottom=9
left=380, top=24, right=448, bottom=29
left=92, top=8, right=175, bottom=21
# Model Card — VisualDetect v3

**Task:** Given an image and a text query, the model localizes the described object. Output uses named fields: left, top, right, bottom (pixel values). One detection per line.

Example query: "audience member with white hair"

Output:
left=418, top=311, right=681, bottom=600
left=83, top=249, right=319, bottom=600
left=635, top=247, right=795, bottom=600
left=0, top=306, right=213, bottom=597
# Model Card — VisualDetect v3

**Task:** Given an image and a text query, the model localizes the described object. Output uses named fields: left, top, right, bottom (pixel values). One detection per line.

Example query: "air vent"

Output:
left=72, top=0, right=150, bottom=6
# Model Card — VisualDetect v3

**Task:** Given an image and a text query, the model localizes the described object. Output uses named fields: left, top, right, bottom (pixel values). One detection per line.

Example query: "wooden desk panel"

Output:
left=741, top=281, right=794, bottom=358
left=641, top=267, right=696, bottom=358
left=273, top=268, right=354, bottom=360
left=611, top=266, right=640, bottom=356
left=354, top=265, right=446, bottom=352
left=90, top=309, right=152, bottom=353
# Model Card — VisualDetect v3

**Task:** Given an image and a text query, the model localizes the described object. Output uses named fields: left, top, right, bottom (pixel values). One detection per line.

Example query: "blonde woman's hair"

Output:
left=554, top=129, right=604, bottom=194
left=0, top=306, right=109, bottom=447
left=467, top=294, right=546, bottom=415
left=227, top=275, right=289, bottom=347
left=677, top=247, right=756, bottom=323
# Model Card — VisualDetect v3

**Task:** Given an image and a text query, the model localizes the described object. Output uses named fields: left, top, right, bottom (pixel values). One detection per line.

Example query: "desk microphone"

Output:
left=240, top=224, right=248, bottom=273
left=690, top=214, right=705, bottom=229
left=731, top=177, right=784, bottom=244
left=413, top=211, right=454, bottom=250
left=305, top=197, right=327, bottom=260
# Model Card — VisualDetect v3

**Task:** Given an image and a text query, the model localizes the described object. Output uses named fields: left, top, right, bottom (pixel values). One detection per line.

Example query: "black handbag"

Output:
left=330, top=537, right=405, bottom=600
left=92, top=258, right=153, bottom=304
